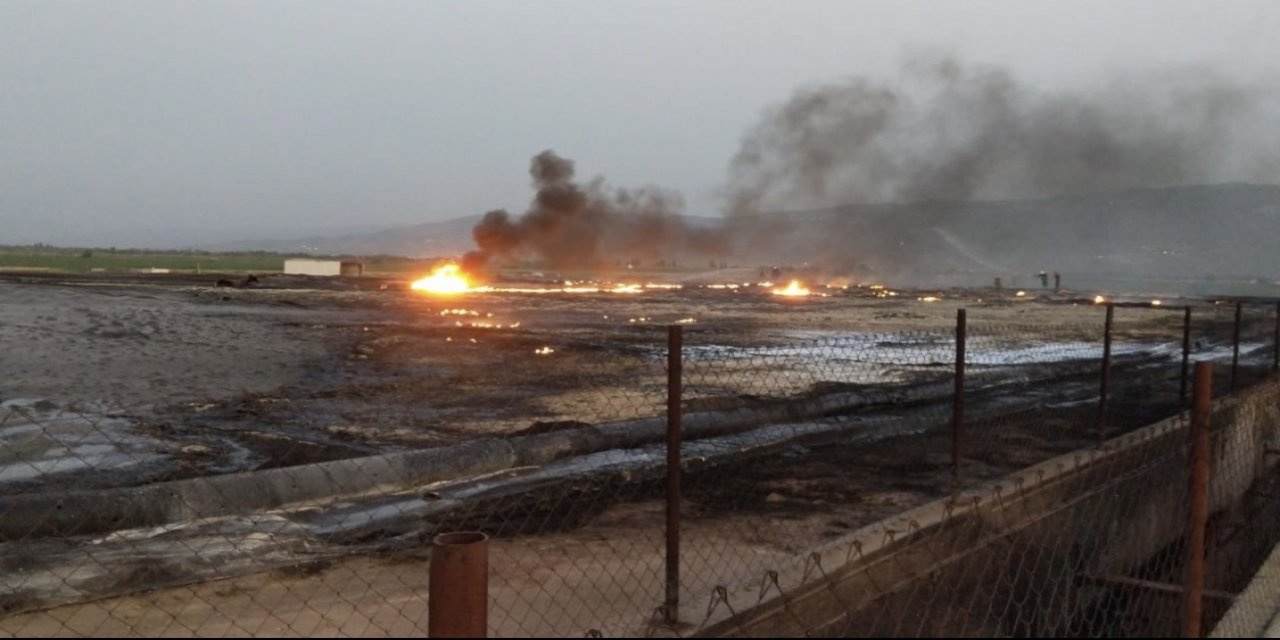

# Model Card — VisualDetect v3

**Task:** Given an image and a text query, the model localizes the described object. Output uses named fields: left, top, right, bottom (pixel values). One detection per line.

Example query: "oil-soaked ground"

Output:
left=2, top=271, right=1268, bottom=493
left=0, top=271, right=1275, bottom=635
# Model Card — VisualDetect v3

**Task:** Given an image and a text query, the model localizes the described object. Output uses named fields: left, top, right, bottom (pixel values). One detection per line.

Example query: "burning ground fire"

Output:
left=410, top=263, right=472, bottom=294
left=411, top=263, right=688, bottom=296
left=406, top=260, right=917, bottom=306
left=410, top=262, right=846, bottom=299
left=771, top=280, right=812, bottom=297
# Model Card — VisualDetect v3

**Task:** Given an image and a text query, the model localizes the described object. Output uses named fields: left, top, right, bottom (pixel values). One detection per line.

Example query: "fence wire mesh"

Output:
left=1, top=294, right=1280, bottom=637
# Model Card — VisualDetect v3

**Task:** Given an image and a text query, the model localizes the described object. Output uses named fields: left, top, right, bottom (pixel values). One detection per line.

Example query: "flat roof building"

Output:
left=283, top=259, right=363, bottom=277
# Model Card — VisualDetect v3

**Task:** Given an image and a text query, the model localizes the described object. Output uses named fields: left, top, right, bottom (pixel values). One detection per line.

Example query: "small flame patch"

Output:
left=412, top=263, right=472, bottom=294
left=771, top=280, right=811, bottom=297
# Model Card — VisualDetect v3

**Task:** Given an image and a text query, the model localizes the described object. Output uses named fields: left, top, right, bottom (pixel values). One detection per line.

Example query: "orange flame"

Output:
left=411, top=263, right=472, bottom=294
left=772, top=280, right=811, bottom=297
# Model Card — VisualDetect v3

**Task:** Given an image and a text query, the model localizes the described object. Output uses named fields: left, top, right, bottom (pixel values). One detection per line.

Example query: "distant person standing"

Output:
left=1053, top=271, right=1061, bottom=292
left=1038, top=271, right=1049, bottom=288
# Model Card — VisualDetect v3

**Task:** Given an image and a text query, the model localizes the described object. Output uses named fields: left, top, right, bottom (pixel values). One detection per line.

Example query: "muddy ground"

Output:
left=2, top=271, right=1263, bottom=490
left=0, top=271, right=1275, bottom=636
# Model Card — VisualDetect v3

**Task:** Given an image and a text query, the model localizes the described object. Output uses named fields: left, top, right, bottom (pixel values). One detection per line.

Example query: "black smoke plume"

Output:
left=463, top=54, right=1277, bottom=274
left=463, top=151, right=728, bottom=271
left=726, top=53, right=1277, bottom=217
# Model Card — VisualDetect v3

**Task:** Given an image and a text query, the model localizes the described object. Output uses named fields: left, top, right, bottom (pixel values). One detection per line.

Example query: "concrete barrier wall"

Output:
left=0, top=374, right=1040, bottom=541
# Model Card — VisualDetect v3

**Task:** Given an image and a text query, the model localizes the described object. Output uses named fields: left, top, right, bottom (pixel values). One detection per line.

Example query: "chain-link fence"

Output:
left=701, top=377, right=1280, bottom=637
left=2, top=297, right=1279, bottom=637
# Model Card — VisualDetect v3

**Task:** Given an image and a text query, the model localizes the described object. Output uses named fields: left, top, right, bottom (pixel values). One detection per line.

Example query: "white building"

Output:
left=283, top=259, right=363, bottom=277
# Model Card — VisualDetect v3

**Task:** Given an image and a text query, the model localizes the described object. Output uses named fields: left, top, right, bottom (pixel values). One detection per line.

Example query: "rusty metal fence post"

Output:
left=1181, top=306, right=1192, bottom=406
left=952, top=308, right=966, bottom=482
left=429, top=531, right=489, bottom=638
left=665, top=325, right=683, bottom=624
left=1231, top=301, right=1242, bottom=391
left=1273, top=300, right=1279, bottom=373
left=1184, top=362, right=1213, bottom=638
left=1098, top=303, right=1114, bottom=444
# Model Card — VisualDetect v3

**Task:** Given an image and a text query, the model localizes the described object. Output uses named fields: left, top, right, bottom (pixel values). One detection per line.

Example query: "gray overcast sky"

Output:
left=3, top=0, right=1280, bottom=248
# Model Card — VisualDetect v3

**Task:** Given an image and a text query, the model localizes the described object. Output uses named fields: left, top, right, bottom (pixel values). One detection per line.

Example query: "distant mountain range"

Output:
left=208, top=183, right=1280, bottom=280
left=207, top=215, right=485, bottom=257
left=770, top=183, right=1280, bottom=281
left=209, top=213, right=728, bottom=259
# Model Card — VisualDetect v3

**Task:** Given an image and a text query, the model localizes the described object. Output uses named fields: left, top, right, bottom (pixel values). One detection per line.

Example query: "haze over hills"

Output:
left=772, top=183, right=1280, bottom=282
left=210, top=214, right=728, bottom=260
left=209, top=183, right=1280, bottom=281
left=208, top=215, right=486, bottom=258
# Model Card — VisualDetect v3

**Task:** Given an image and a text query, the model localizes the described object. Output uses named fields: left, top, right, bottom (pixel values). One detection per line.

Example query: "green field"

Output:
left=0, top=246, right=439, bottom=276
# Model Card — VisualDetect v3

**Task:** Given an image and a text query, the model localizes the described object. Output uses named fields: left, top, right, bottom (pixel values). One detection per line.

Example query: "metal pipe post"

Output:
left=1231, top=301, right=1242, bottom=391
left=1183, top=362, right=1213, bottom=638
left=1273, top=301, right=1279, bottom=373
left=1098, top=303, right=1114, bottom=444
left=429, top=531, right=489, bottom=638
left=952, top=309, right=966, bottom=481
left=665, top=325, right=683, bottom=624
left=1181, top=306, right=1192, bottom=406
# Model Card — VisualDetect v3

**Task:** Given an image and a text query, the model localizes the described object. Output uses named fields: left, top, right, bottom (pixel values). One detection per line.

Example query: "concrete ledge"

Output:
left=1212, top=544, right=1280, bottom=637
left=0, top=374, right=1042, bottom=541
left=695, top=378, right=1280, bottom=637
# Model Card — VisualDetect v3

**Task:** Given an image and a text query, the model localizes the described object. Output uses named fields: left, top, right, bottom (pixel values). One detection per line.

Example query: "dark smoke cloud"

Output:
left=466, top=54, right=1277, bottom=273
left=465, top=150, right=729, bottom=270
left=726, top=53, right=1278, bottom=217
